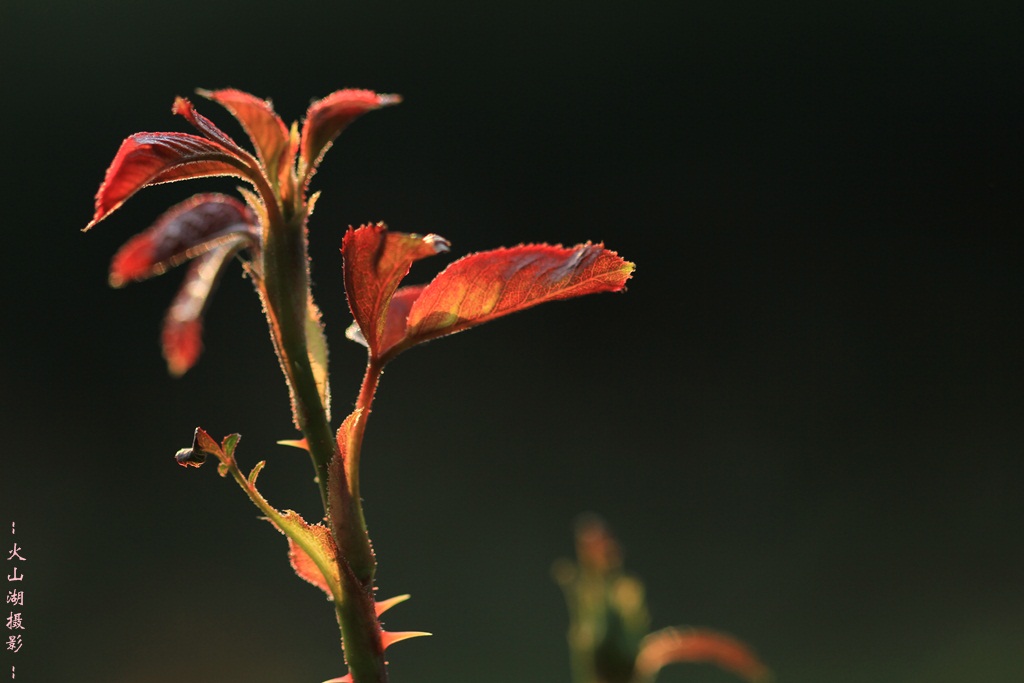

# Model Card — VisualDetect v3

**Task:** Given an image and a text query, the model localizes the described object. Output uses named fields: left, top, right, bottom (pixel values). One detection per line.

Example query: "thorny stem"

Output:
left=326, top=359, right=388, bottom=682
left=261, top=204, right=386, bottom=682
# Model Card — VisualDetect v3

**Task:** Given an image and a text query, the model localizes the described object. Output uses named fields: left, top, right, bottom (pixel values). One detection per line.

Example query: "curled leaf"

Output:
left=175, top=426, right=224, bottom=468
left=174, top=447, right=206, bottom=468
left=109, top=193, right=257, bottom=287
left=161, top=238, right=249, bottom=376
left=247, top=460, right=266, bottom=486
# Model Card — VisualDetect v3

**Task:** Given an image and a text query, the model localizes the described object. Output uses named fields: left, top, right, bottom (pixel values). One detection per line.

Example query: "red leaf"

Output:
left=161, top=238, right=249, bottom=376
left=172, top=96, right=250, bottom=158
left=109, top=193, right=257, bottom=287
left=341, top=224, right=449, bottom=359
left=299, top=89, right=401, bottom=184
left=635, top=627, right=771, bottom=683
left=197, top=89, right=292, bottom=182
left=85, top=132, right=254, bottom=230
left=286, top=523, right=337, bottom=599
left=400, top=242, right=634, bottom=351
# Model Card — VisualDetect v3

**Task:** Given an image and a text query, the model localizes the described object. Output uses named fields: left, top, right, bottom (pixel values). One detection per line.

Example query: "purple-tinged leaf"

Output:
left=109, top=193, right=257, bottom=287
left=85, top=132, right=255, bottom=230
left=172, top=96, right=250, bottom=158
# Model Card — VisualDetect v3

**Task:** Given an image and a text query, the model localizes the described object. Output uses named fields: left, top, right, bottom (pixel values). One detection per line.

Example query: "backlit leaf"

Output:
left=85, top=132, right=254, bottom=230
left=305, top=295, right=332, bottom=421
left=161, top=238, right=249, bottom=376
left=341, top=224, right=449, bottom=360
left=271, top=510, right=341, bottom=601
left=284, top=516, right=339, bottom=602
left=334, top=409, right=362, bottom=493
left=400, top=242, right=634, bottom=352
left=299, top=90, right=401, bottom=185
left=109, top=193, right=257, bottom=287
left=198, top=89, right=292, bottom=184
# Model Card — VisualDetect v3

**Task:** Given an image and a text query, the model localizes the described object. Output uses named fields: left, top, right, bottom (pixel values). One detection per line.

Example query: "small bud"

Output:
left=175, top=447, right=206, bottom=468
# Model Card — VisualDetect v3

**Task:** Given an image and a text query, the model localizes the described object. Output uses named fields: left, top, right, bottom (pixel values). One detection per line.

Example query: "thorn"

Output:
left=277, top=438, right=309, bottom=451
left=375, top=594, right=411, bottom=616
left=381, top=631, right=431, bottom=650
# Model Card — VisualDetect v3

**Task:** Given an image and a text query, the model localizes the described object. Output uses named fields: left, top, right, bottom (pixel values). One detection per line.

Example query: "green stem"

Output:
left=261, top=206, right=385, bottom=682
left=261, top=209, right=336, bottom=513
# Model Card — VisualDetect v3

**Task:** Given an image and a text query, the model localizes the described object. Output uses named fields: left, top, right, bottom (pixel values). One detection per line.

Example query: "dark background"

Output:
left=2, top=1, right=1022, bottom=682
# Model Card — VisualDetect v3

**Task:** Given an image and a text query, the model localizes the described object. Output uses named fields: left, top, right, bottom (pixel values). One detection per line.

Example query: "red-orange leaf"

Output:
left=161, top=238, right=249, bottom=376
left=341, top=224, right=449, bottom=360
left=635, top=627, right=771, bottom=683
left=198, top=89, right=292, bottom=181
left=401, top=243, right=634, bottom=351
left=300, top=89, right=401, bottom=185
left=265, top=509, right=342, bottom=601
left=85, top=132, right=254, bottom=230
left=286, top=523, right=337, bottom=599
left=109, top=193, right=257, bottom=287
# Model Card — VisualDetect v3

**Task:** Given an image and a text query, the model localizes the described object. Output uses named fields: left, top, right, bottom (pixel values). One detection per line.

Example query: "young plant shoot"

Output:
left=85, top=88, right=634, bottom=683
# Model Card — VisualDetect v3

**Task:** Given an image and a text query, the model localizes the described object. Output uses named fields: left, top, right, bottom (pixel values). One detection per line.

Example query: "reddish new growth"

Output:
left=86, top=88, right=401, bottom=376
left=85, top=87, right=634, bottom=683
